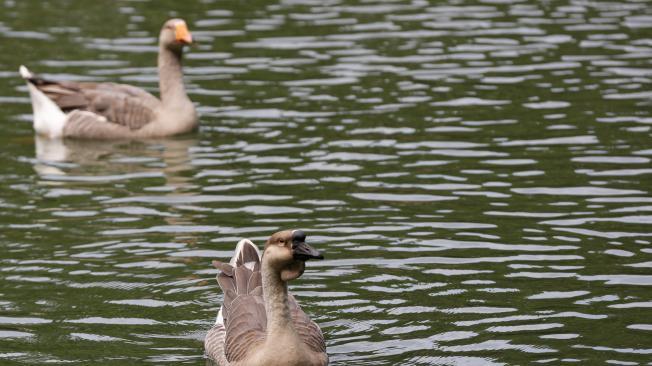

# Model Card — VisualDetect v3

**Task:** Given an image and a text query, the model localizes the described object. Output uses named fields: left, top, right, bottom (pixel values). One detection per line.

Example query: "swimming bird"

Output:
left=19, top=18, right=197, bottom=139
left=205, top=230, right=328, bottom=366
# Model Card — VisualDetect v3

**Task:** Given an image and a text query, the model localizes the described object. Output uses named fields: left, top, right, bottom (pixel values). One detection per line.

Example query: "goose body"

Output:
left=205, top=230, right=328, bottom=366
left=19, top=19, right=197, bottom=139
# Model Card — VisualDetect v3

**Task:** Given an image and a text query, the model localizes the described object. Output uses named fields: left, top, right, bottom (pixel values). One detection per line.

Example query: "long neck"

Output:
left=261, top=261, right=297, bottom=339
left=157, top=44, right=188, bottom=104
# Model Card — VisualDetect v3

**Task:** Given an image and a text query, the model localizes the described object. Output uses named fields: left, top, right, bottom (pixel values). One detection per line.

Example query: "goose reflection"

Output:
left=33, top=134, right=198, bottom=191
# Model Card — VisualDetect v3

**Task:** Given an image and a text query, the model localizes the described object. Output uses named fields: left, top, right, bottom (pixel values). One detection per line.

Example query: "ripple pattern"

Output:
left=0, top=0, right=651, bottom=365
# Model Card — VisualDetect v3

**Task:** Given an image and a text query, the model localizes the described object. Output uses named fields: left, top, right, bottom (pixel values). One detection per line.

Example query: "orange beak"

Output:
left=175, top=22, right=192, bottom=44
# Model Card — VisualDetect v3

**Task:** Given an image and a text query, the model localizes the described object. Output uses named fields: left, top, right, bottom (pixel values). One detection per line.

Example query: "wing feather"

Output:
left=289, top=294, right=327, bottom=353
left=209, top=241, right=267, bottom=363
left=247, top=270, right=262, bottom=293
left=64, top=110, right=134, bottom=139
left=204, top=324, right=228, bottom=364
left=26, top=72, right=160, bottom=130
left=234, top=266, right=251, bottom=294
left=224, top=295, right=266, bottom=361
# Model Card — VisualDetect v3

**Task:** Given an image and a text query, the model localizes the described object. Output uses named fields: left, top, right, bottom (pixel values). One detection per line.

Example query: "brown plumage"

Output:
left=205, top=230, right=328, bottom=366
left=19, top=18, right=197, bottom=139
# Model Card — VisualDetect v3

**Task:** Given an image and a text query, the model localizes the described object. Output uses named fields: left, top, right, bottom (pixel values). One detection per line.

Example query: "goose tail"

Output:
left=19, top=65, right=34, bottom=80
left=211, top=238, right=261, bottom=325
left=18, top=65, right=66, bottom=138
left=229, top=239, right=261, bottom=270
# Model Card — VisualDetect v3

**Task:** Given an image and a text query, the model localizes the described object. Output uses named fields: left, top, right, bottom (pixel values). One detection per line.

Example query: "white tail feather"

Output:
left=19, top=65, right=33, bottom=79
left=19, top=65, right=66, bottom=138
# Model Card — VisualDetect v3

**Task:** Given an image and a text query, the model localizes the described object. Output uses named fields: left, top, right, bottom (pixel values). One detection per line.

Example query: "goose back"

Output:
left=23, top=72, right=160, bottom=131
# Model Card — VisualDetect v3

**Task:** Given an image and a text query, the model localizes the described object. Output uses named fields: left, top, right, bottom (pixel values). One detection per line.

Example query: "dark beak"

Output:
left=292, top=230, right=323, bottom=261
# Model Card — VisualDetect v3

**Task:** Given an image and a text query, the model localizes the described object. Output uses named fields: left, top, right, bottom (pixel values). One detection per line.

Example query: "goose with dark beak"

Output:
left=205, top=229, right=328, bottom=366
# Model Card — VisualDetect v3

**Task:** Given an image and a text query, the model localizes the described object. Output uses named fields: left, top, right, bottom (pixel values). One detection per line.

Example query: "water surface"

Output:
left=1, top=0, right=651, bottom=364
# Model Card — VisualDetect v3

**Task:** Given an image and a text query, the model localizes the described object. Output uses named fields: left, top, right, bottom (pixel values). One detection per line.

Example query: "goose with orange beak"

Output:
left=19, top=18, right=197, bottom=139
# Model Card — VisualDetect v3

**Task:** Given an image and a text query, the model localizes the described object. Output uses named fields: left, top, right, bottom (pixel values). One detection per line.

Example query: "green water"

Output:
left=1, top=0, right=651, bottom=365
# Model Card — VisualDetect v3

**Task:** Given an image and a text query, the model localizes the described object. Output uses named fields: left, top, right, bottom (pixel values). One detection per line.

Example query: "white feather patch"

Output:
left=215, top=307, right=224, bottom=325
left=243, top=261, right=257, bottom=271
left=20, top=66, right=66, bottom=138
left=19, top=65, right=32, bottom=79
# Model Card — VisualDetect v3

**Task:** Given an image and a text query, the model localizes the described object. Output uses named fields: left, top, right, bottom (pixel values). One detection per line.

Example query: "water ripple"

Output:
left=1, top=0, right=651, bottom=364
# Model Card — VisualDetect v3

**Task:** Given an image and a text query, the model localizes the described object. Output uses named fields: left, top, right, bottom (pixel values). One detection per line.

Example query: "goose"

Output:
left=205, top=229, right=328, bottom=366
left=18, top=18, right=197, bottom=139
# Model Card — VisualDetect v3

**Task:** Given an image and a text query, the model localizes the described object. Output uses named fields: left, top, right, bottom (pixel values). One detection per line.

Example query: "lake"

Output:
left=0, top=0, right=651, bottom=364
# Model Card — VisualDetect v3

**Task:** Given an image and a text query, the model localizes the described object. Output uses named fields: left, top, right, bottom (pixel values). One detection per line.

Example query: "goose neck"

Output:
left=157, top=44, right=188, bottom=104
left=261, top=260, right=296, bottom=339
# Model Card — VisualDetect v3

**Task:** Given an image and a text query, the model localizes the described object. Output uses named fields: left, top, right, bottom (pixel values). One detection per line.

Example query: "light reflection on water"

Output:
left=0, top=0, right=651, bottom=365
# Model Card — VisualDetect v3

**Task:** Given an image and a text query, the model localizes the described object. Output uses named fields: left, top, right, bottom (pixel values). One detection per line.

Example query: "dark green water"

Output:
left=1, top=0, right=651, bottom=365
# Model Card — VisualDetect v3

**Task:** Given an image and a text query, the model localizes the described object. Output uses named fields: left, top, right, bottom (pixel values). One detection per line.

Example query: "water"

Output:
left=1, top=0, right=651, bottom=364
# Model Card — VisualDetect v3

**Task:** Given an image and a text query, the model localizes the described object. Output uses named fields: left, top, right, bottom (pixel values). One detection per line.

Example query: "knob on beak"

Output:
left=292, top=230, right=323, bottom=260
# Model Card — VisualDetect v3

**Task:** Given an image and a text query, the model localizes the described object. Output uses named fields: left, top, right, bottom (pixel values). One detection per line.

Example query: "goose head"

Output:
left=264, top=229, right=323, bottom=281
left=159, top=18, right=193, bottom=51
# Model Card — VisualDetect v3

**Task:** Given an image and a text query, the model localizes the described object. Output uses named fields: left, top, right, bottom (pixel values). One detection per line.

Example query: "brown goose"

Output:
left=205, top=230, right=328, bottom=366
left=19, top=18, right=197, bottom=139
